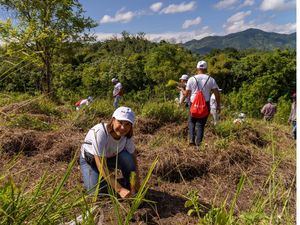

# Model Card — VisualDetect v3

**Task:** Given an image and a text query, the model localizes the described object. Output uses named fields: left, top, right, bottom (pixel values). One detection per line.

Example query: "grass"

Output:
left=183, top=126, right=295, bottom=225
left=0, top=93, right=295, bottom=224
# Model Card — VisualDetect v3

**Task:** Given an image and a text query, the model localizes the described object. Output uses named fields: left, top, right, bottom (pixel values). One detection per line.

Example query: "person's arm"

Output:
left=261, top=105, right=266, bottom=114
left=179, top=89, right=187, bottom=105
left=94, top=155, right=130, bottom=198
left=212, top=88, right=221, bottom=113
left=118, top=87, right=124, bottom=96
left=184, top=89, right=191, bottom=98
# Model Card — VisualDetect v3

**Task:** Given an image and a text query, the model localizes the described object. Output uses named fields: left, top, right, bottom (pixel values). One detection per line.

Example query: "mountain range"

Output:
left=183, top=28, right=296, bottom=55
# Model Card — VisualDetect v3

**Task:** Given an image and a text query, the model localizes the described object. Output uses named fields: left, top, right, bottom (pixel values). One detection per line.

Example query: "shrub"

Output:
left=0, top=92, right=33, bottom=106
left=71, top=99, right=114, bottom=130
left=213, top=120, right=247, bottom=138
left=141, top=101, right=187, bottom=123
left=273, top=95, right=291, bottom=125
left=22, top=97, right=62, bottom=117
left=8, top=114, right=52, bottom=131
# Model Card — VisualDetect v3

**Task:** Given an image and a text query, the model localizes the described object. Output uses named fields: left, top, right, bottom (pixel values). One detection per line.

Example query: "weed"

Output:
left=8, top=114, right=52, bottom=131
left=141, top=101, right=187, bottom=123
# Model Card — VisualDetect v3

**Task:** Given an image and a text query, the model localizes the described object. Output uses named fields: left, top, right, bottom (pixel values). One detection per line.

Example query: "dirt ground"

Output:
left=0, top=116, right=296, bottom=224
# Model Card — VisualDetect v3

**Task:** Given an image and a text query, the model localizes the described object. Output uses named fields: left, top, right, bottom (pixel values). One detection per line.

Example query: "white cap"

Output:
left=112, top=106, right=135, bottom=124
left=179, top=74, right=189, bottom=80
left=196, top=60, right=207, bottom=69
left=111, top=78, right=118, bottom=83
left=239, top=113, right=246, bottom=118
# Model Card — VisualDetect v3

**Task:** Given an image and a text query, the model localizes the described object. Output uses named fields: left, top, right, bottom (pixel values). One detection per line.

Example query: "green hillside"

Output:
left=183, top=28, right=296, bottom=55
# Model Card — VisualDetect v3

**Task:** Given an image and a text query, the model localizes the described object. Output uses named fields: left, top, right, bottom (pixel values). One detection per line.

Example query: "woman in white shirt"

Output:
left=79, top=106, right=140, bottom=198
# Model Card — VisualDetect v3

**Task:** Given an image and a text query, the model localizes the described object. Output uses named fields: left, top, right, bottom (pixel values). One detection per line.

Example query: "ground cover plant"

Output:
left=0, top=94, right=295, bottom=224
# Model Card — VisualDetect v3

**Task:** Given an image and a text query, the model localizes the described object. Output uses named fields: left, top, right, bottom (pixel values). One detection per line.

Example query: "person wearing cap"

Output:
left=112, top=78, right=123, bottom=108
left=75, top=96, right=93, bottom=111
left=288, top=93, right=296, bottom=139
left=185, top=60, right=221, bottom=146
left=261, top=98, right=276, bottom=121
left=79, top=106, right=140, bottom=199
left=178, top=74, right=190, bottom=107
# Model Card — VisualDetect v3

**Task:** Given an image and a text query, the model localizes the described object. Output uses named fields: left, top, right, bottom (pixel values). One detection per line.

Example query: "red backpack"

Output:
left=190, top=76, right=210, bottom=118
left=75, top=100, right=82, bottom=107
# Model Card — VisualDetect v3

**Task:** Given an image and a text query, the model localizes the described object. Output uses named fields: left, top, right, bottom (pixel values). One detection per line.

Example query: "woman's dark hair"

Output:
left=107, top=118, right=133, bottom=138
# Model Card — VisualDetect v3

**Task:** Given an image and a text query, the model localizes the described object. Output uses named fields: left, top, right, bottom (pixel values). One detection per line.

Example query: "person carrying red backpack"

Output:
left=185, top=60, right=221, bottom=146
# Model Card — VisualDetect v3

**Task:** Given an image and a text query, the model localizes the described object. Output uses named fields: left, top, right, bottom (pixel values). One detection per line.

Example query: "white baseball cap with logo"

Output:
left=179, top=74, right=189, bottom=80
left=196, top=60, right=207, bottom=69
left=112, top=106, right=135, bottom=124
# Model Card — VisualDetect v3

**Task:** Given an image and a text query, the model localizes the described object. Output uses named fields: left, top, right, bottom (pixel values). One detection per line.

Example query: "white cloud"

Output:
left=160, top=1, right=197, bottom=14
left=182, top=17, right=202, bottom=29
left=260, top=0, right=295, bottom=11
left=253, top=22, right=296, bottom=33
left=223, top=11, right=252, bottom=33
left=99, top=8, right=135, bottom=24
left=227, top=10, right=252, bottom=23
left=223, top=10, right=295, bottom=34
left=95, top=27, right=215, bottom=44
left=214, top=0, right=238, bottom=9
left=150, top=2, right=163, bottom=12
left=240, top=0, right=255, bottom=7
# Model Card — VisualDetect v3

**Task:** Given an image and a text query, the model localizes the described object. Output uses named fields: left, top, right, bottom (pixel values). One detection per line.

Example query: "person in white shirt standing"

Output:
left=185, top=60, right=221, bottom=146
left=178, top=74, right=190, bottom=108
left=210, top=90, right=221, bottom=125
left=79, top=106, right=140, bottom=198
left=112, top=78, right=123, bottom=108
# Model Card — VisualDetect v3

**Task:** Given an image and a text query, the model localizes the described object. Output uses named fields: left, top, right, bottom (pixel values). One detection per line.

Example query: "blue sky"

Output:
left=79, top=0, right=296, bottom=43
left=0, top=0, right=297, bottom=43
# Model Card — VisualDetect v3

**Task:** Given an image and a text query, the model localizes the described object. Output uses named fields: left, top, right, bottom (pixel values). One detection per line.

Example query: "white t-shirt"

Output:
left=113, top=82, right=122, bottom=97
left=81, top=123, right=135, bottom=158
left=79, top=99, right=89, bottom=107
left=210, top=93, right=217, bottom=109
left=186, top=74, right=219, bottom=102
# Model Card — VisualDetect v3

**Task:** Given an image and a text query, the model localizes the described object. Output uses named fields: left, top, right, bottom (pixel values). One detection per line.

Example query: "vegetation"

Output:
left=0, top=3, right=296, bottom=224
left=183, top=28, right=296, bottom=55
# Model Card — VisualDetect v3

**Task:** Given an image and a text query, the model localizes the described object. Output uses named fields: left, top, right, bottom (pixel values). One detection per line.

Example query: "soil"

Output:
left=0, top=116, right=296, bottom=224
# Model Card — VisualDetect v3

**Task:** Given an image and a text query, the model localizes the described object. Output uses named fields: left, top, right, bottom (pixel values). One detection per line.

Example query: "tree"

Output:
left=0, top=0, right=96, bottom=94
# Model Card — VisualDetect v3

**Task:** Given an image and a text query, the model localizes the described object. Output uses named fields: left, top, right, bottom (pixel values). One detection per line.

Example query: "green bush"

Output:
left=8, top=114, right=52, bottom=131
left=22, top=97, right=62, bottom=117
left=213, top=120, right=248, bottom=138
left=273, top=95, right=291, bottom=125
left=0, top=92, right=33, bottom=106
left=141, top=101, right=187, bottom=123
left=71, top=99, right=114, bottom=130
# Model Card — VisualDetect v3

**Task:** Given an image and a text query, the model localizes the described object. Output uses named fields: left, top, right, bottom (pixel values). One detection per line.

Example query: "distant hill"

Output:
left=183, top=28, right=296, bottom=55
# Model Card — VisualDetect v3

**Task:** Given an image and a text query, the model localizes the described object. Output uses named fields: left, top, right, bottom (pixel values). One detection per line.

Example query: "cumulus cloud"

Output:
left=240, top=0, right=255, bottom=7
left=99, top=8, right=135, bottom=24
left=223, top=10, right=252, bottom=33
left=182, top=17, right=202, bottom=29
left=150, top=2, right=163, bottom=12
left=95, top=26, right=215, bottom=44
left=227, top=10, right=252, bottom=23
left=160, top=1, right=197, bottom=14
left=252, top=22, right=296, bottom=33
left=214, top=0, right=238, bottom=9
left=223, top=10, right=295, bottom=34
left=260, top=0, right=295, bottom=11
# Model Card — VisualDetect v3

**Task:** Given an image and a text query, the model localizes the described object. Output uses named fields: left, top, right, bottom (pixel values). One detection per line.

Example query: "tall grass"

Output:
left=184, top=128, right=295, bottom=224
left=0, top=153, right=86, bottom=225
